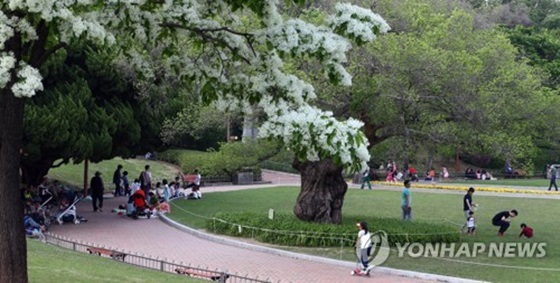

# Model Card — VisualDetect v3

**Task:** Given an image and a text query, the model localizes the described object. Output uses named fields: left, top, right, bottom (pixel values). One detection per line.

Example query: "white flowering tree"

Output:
left=1, top=1, right=388, bottom=280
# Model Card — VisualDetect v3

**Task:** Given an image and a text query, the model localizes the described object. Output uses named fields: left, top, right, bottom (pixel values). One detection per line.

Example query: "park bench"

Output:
left=175, top=267, right=229, bottom=282
left=87, top=247, right=126, bottom=261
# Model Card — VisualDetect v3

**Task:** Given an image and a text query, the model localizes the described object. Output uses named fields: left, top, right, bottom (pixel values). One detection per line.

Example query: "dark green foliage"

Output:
left=259, top=160, right=299, bottom=174
left=158, top=142, right=278, bottom=181
left=504, top=26, right=560, bottom=90
left=206, top=212, right=459, bottom=247
left=259, top=148, right=299, bottom=173
left=21, top=45, right=163, bottom=185
left=202, top=140, right=280, bottom=178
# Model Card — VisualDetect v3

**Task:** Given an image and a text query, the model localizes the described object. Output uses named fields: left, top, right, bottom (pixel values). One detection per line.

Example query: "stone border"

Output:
left=160, top=214, right=488, bottom=283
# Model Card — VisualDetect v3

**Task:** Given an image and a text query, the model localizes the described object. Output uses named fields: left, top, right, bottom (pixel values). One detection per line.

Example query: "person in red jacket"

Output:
left=519, top=223, right=533, bottom=238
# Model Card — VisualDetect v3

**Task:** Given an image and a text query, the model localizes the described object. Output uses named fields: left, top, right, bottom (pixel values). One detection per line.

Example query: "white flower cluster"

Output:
left=11, top=63, right=43, bottom=98
left=0, top=52, right=16, bottom=88
left=327, top=3, right=390, bottom=44
left=2, top=0, right=116, bottom=98
left=258, top=101, right=370, bottom=171
left=0, top=49, right=42, bottom=98
left=249, top=52, right=315, bottom=105
left=263, top=19, right=353, bottom=86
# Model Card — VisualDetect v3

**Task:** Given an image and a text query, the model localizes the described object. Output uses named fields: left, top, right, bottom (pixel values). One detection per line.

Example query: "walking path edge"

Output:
left=159, top=210, right=487, bottom=283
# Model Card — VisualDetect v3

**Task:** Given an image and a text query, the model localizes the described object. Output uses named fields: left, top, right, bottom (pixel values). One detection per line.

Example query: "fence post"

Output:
left=73, top=242, right=76, bottom=251
left=219, top=272, right=227, bottom=283
left=160, top=260, right=164, bottom=271
left=340, top=238, right=343, bottom=260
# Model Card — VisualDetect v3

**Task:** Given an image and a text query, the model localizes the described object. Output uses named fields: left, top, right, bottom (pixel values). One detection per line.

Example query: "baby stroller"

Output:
left=53, top=189, right=86, bottom=225
left=39, top=189, right=56, bottom=210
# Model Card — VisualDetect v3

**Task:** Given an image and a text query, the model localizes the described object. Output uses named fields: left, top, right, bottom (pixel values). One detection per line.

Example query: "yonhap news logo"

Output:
left=355, top=230, right=547, bottom=265
left=396, top=242, right=547, bottom=258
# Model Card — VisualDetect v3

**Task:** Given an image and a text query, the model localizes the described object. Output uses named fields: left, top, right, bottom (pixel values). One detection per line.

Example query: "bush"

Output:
left=206, top=212, right=459, bottom=248
left=157, top=149, right=211, bottom=173
left=259, top=160, right=299, bottom=174
left=158, top=141, right=276, bottom=182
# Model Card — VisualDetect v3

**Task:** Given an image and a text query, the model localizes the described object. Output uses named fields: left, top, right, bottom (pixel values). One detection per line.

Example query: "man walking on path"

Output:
left=113, top=164, right=123, bottom=196
left=549, top=165, right=558, bottom=191
left=360, top=167, right=372, bottom=190
left=401, top=180, right=412, bottom=221
left=90, top=171, right=105, bottom=212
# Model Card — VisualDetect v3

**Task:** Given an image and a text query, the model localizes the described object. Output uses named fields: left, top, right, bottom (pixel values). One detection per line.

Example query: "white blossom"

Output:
left=0, top=52, right=16, bottom=88
left=11, top=64, right=43, bottom=98
left=328, top=3, right=390, bottom=44
left=0, top=0, right=387, bottom=171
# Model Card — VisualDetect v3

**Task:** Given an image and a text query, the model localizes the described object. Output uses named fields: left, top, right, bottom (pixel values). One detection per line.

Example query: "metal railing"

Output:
left=45, top=234, right=272, bottom=283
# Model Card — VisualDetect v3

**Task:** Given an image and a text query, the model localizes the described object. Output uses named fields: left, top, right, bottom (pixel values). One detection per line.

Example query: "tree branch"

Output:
left=162, top=22, right=256, bottom=63
left=51, top=159, right=67, bottom=168
left=36, top=42, right=67, bottom=67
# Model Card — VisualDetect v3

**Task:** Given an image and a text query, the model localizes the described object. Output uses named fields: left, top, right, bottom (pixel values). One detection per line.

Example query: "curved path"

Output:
left=48, top=171, right=479, bottom=283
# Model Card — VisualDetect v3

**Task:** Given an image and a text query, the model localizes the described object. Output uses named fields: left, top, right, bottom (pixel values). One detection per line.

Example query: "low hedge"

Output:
left=206, top=212, right=460, bottom=248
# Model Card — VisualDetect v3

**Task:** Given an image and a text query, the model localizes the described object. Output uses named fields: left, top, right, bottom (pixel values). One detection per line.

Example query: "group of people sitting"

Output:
left=22, top=177, right=87, bottom=240
left=464, top=168, right=494, bottom=180
left=123, top=170, right=202, bottom=220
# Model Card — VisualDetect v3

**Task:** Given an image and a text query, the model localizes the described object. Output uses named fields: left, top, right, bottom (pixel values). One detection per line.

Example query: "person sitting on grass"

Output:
left=519, top=223, right=534, bottom=238
left=491, top=209, right=518, bottom=236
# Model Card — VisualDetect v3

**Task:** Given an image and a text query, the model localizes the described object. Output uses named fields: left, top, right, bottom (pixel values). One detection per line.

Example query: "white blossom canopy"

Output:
left=1, top=0, right=389, bottom=172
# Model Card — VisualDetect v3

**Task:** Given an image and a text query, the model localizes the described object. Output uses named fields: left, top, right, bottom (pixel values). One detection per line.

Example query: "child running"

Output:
left=355, top=221, right=374, bottom=274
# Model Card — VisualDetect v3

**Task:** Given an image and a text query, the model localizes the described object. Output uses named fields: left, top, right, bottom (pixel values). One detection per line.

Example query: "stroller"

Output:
left=53, top=189, right=86, bottom=225
left=39, top=189, right=56, bottom=210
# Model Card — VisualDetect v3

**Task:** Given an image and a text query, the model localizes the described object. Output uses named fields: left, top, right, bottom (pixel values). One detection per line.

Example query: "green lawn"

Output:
left=168, top=187, right=560, bottom=283
left=48, top=158, right=180, bottom=189
left=27, top=239, right=204, bottom=283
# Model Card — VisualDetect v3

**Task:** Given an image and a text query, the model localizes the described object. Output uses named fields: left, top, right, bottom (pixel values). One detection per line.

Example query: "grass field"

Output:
left=27, top=239, right=204, bottom=283
left=48, top=158, right=180, bottom=189
left=168, top=186, right=560, bottom=283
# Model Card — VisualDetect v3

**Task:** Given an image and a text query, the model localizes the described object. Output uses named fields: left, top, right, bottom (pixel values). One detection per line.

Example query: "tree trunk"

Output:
left=292, top=158, right=347, bottom=224
left=21, top=159, right=54, bottom=187
left=0, top=90, right=28, bottom=283
left=242, top=111, right=258, bottom=142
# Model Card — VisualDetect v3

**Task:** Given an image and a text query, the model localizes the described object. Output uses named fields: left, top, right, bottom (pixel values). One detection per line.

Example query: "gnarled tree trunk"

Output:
left=0, top=89, right=28, bottom=283
left=293, top=158, right=347, bottom=224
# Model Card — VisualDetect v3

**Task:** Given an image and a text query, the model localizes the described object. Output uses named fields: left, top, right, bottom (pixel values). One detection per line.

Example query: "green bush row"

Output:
left=206, top=212, right=460, bottom=247
left=158, top=144, right=270, bottom=182
left=259, top=160, right=299, bottom=174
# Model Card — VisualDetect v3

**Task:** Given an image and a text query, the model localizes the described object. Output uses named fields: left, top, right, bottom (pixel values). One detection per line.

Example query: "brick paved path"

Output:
left=48, top=171, right=455, bottom=283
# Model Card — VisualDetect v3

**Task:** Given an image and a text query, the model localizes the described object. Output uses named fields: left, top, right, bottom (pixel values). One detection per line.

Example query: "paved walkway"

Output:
left=48, top=171, right=479, bottom=283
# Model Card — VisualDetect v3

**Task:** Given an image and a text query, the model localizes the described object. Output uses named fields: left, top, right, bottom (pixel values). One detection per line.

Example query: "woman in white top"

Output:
left=355, top=221, right=373, bottom=272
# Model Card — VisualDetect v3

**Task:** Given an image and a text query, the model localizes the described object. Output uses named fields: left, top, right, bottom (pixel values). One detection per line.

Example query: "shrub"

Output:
left=206, top=212, right=459, bottom=248
left=259, top=160, right=299, bottom=174
left=158, top=141, right=277, bottom=182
